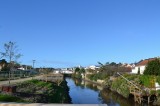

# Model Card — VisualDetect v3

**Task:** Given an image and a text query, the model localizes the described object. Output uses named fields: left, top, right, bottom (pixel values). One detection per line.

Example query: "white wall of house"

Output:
left=55, top=70, right=60, bottom=74
left=131, top=65, right=146, bottom=74
left=86, top=65, right=100, bottom=70
left=155, top=82, right=160, bottom=90
left=17, top=67, right=25, bottom=70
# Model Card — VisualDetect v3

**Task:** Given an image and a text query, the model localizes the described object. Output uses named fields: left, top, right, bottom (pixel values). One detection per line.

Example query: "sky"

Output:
left=0, top=0, right=160, bottom=68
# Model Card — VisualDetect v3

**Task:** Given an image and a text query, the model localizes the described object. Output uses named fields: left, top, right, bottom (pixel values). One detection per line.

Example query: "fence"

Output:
left=0, top=70, right=38, bottom=81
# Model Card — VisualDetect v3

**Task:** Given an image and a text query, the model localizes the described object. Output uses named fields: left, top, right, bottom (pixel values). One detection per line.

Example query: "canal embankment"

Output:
left=0, top=79, right=71, bottom=103
left=71, top=73, right=160, bottom=105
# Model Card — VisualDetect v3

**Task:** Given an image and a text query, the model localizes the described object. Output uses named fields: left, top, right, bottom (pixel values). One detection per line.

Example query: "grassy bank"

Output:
left=0, top=94, right=26, bottom=102
left=0, top=79, right=71, bottom=103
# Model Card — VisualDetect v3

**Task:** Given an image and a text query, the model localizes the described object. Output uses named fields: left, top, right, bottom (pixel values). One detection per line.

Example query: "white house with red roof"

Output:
left=131, top=58, right=156, bottom=74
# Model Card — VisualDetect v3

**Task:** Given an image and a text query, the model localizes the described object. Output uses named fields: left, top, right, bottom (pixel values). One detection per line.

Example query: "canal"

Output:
left=66, top=77, right=137, bottom=106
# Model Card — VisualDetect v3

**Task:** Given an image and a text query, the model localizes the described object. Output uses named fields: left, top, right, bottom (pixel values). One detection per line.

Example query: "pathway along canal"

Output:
left=66, top=77, right=137, bottom=106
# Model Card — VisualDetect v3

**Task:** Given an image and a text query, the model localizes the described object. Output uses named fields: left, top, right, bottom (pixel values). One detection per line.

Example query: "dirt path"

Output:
left=0, top=75, right=43, bottom=86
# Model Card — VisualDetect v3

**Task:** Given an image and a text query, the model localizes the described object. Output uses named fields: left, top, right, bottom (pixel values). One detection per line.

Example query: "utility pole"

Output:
left=32, top=60, right=35, bottom=79
left=33, top=60, right=35, bottom=69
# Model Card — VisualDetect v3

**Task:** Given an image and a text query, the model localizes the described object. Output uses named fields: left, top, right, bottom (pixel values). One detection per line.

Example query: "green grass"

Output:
left=16, top=79, right=71, bottom=103
left=0, top=94, right=26, bottom=102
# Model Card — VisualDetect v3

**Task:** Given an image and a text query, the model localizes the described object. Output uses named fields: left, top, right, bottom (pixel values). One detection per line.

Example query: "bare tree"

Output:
left=1, top=41, right=22, bottom=84
left=1, top=41, right=21, bottom=62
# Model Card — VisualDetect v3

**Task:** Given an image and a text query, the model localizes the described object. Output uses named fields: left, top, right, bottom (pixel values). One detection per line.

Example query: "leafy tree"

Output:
left=80, top=68, right=85, bottom=78
left=110, top=62, right=117, bottom=66
left=144, top=59, right=160, bottom=76
left=98, top=62, right=104, bottom=66
left=75, top=67, right=80, bottom=74
left=0, top=59, right=7, bottom=65
left=98, top=62, right=117, bottom=76
left=80, top=68, right=85, bottom=74
left=0, top=59, right=8, bottom=71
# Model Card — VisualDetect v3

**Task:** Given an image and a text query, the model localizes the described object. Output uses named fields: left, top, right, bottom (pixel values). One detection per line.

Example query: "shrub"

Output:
left=0, top=94, right=26, bottom=102
left=144, top=59, right=160, bottom=76
left=111, top=77, right=130, bottom=98
left=139, top=75, right=155, bottom=87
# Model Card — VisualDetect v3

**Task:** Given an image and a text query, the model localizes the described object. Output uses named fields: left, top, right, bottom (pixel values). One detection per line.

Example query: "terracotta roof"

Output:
left=136, top=58, right=156, bottom=66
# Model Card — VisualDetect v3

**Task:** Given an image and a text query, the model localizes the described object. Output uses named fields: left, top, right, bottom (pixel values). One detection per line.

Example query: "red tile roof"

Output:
left=136, top=58, right=156, bottom=66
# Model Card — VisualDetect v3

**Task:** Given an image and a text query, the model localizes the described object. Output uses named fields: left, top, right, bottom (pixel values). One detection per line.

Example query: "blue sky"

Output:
left=0, top=0, right=160, bottom=68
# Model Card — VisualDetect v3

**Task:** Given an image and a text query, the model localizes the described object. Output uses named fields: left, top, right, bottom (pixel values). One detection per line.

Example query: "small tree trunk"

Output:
left=9, top=70, right=11, bottom=84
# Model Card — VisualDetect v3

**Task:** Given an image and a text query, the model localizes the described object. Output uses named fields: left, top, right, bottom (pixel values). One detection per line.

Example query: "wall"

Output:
left=131, top=65, right=146, bottom=74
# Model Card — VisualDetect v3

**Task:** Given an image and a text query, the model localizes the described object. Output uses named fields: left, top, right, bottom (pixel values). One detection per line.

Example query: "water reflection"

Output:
left=66, top=77, right=137, bottom=105
left=74, top=78, right=100, bottom=91
left=66, top=78, right=103, bottom=104
left=100, top=89, right=136, bottom=106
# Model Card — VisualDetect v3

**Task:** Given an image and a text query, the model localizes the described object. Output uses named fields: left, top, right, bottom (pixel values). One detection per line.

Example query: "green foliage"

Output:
left=150, top=90, right=156, bottom=95
left=72, top=73, right=82, bottom=79
left=144, top=59, right=160, bottom=75
left=156, top=90, right=160, bottom=95
left=98, top=61, right=130, bottom=76
left=111, top=74, right=157, bottom=98
left=0, top=94, right=26, bottom=102
left=80, top=68, right=85, bottom=73
left=16, top=79, right=71, bottom=103
left=87, top=72, right=108, bottom=81
left=87, top=74, right=97, bottom=81
left=139, top=75, right=155, bottom=87
left=1, top=66, right=10, bottom=71
left=123, top=74, right=138, bottom=81
left=75, top=67, right=80, bottom=73
left=0, top=59, right=9, bottom=71
left=75, top=67, right=85, bottom=74
left=156, top=76, right=160, bottom=84
left=73, top=67, right=86, bottom=79
left=111, top=77, right=130, bottom=98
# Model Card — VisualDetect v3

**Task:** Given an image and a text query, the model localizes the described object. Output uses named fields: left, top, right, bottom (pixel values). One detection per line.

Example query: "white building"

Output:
left=131, top=58, right=156, bottom=74
left=55, top=70, right=60, bottom=74
left=85, top=65, right=100, bottom=70
left=17, top=67, right=25, bottom=70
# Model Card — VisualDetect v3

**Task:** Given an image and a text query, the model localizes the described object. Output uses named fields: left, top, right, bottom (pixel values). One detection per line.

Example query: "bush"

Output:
left=139, top=75, right=155, bottom=87
left=0, top=94, right=26, bottom=102
left=86, top=73, right=108, bottom=81
left=111, top=77, right=130, bottom=98
left=156, top=76, right=160, bottom=84
left=144, top=59, right=160, bottom=76
left=72, top=73, right=82, bottom=79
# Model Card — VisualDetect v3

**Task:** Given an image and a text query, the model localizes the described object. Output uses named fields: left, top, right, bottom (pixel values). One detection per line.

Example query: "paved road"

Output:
left=0, top=75, right=43, bottom=86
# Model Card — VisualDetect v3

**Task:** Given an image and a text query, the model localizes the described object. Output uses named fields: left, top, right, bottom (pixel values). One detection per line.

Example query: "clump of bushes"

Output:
left=87, top=73, right=108, bottom=81
left=110, top=74, right=157, bottom=98
left=111, top=77, right=130, bottom=98
left=139, top=75, right=155, bottom=88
